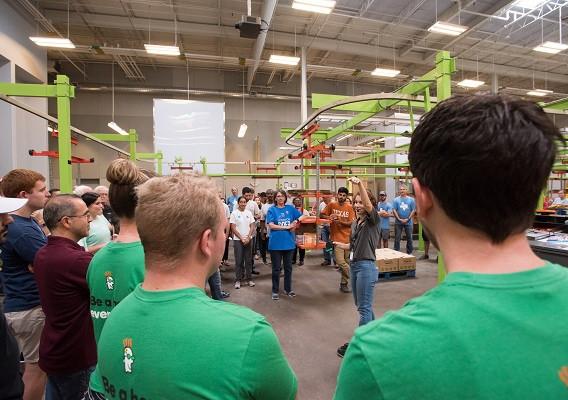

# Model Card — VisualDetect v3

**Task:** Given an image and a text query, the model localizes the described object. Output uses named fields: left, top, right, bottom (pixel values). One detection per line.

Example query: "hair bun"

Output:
left=106, top=158, right=146, bottom=185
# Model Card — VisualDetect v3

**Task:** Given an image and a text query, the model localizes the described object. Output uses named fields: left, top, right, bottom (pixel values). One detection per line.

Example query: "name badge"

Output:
left=349, top=251, right=353, bottom=261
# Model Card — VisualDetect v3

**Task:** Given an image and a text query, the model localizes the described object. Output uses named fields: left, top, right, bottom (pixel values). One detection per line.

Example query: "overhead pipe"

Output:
left=247, top=0, right=278, bottom=91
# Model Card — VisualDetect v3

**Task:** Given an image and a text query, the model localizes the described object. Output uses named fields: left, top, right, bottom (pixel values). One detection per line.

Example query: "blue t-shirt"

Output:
left=227, top=195, right=239, bottom=213
left=266, top=205, right=302, bottom=251
left=393, top=196, right=416, bottom=224
left=0, top=215, right=47, bottom=312
left=377, top=201, right=393, bottom=230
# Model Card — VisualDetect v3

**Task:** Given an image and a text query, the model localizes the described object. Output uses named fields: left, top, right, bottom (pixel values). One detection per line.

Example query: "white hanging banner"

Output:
left=153, top=99, right=225, bottom=175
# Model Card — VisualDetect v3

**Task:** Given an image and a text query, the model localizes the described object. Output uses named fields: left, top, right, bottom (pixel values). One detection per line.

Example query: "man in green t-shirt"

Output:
left=335, top=95, right=568, bottom=399
left=88, top=174, right=297, bottom=400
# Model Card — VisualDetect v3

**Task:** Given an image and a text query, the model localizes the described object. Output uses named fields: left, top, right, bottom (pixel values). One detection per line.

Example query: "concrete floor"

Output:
left=219, top=243, right=438, bottom=400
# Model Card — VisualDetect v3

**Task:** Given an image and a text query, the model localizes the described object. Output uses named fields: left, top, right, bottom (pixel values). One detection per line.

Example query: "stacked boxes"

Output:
left=375, top=248, right=416, bottom=272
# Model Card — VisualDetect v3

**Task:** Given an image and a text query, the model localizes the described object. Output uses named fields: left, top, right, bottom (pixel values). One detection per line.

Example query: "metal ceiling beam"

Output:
left=247, top=0, right=278, bottom=90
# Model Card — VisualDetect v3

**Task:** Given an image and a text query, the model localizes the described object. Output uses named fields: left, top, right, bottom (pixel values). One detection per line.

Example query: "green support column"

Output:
left=417, top=88, right=432, bottom=253
left=200, top=157, right=207, bottom=176
left=129, top=129, right=137, bottom=160
left=55, top=75, right=75, bottom=193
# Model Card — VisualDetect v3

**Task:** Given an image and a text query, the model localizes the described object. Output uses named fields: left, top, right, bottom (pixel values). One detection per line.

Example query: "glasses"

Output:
left=58, top=211, right=90, bottom=222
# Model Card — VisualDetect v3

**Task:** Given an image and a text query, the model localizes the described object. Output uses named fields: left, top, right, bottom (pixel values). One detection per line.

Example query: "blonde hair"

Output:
left=136, top=174, right=222, bottom=270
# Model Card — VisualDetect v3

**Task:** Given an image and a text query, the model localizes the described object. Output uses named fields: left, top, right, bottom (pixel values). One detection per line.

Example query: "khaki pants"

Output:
left=334, top=246, right=350, bottom=286
left=5, top=305, right=45, bottom=363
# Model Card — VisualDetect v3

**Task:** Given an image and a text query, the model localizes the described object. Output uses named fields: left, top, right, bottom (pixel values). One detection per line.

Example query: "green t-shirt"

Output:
left=89, top=285, right=297, bottom=399
left=87, top=241, right=145, bottom=343
left=334, top=263, right=568, bottom=400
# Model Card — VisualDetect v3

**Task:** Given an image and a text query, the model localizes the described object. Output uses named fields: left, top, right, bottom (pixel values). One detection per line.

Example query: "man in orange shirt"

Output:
left=322, top=187, right=355, bottom=293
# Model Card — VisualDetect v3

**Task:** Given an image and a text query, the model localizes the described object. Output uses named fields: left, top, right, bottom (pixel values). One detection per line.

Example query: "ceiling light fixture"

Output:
left=457, top=79, right=485, bottom=88
left=292, top=0, right=336, bottom=14
left=144, top=44, right=181, bottom=56
left=29, top=37, right=75, bottom=48
left=336, top=134, right=353, bottom=142
left=107, top=63, right=128, bottom=136
left=238, top=67, right=247, bottom=138
left=371, top=68, right=400, bottom=77
left=269, top=54, right=301, bottom=65
left=533, top=41, right=568, bottom=54
left=527, top=88, right=553, bottom=97
left=238, top=123, right=248, bottom=138
left=427, top=21, right=468, bottom=36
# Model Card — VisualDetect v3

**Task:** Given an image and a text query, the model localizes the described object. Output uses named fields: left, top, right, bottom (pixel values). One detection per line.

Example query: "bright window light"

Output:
left=144, top=44, right=180, bottom=56
left=371, top=68, right=400, bottom=77
left=457, top=79, right=485, bottom=88
left=107, top=121, right=129, bottom=136
left=393, top=112, right=422, bottom=120
left=292, top=0, right=336, bottom=14
left=427, top=21, right=468, bottom=36
left=514, top=0, right=546, bottom=9
left=336, top=134, right=353, bottom=142
left=533, top=41, right=568, bottom=54
left=30, top=37, right=75, bottom=48
left=527, top=89, right=553, bottom=97
left=237, top=123, right=248, bottom=138
left=269, top=54, right=301, bottom=65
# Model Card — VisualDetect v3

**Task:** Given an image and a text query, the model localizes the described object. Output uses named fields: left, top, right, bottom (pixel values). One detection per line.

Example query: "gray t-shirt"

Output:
left=350, top=210, right=379, bottom=261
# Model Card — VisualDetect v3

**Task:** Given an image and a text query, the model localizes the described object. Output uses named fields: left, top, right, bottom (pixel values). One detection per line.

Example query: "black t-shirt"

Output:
left=350, top=209, right=379, bottom=261
left=0, top=313, right=24, bottom=399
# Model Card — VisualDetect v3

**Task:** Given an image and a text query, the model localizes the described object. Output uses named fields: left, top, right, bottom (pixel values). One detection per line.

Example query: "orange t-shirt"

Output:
left=322, top=202, right=355, bottom=243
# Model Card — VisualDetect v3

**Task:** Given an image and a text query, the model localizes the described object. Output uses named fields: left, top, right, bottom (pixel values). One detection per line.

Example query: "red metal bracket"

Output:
left=28, top=150, right=94, bottom=164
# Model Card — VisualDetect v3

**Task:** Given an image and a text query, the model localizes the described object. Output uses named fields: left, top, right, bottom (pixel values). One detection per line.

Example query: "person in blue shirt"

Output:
left=392, top=185, right=416, bottom=254
left=266, top=190, right=302, bottom=300
left=376, top=191, right=393, bottom=249
left=226, top=186, right=239, bottom=213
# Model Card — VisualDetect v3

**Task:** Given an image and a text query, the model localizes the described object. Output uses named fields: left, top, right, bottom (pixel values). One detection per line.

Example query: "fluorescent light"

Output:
left=533, top=41, right=568, bottom=54
left=393, top=112, right=422, bottom=120
left=237, top=123, right=248, bottom=138
left=144, top=44, right=180, bottom=56
left=30, top=37, right=75, bottom=48
left=457, top=79, right=485, bottom=88
left=279, top=146, right=295, bottom=150
left=371, top=68, right=400, bottom=77
left=292, top=0, right=336, bottom=14
left=514, top=0, right=546, bottom=9
left=428, top=21, right=468, bottom=36
left=336, top=134, right=353, bottom=142
left=107, top=121, right=129, bottom=136
left=527, top=89, right=554, bottom=97
left=269, top=54, right=301, bottom=65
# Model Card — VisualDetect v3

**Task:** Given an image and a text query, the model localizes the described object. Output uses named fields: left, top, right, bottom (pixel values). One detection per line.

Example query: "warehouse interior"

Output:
left=2, top=1, right=568, bottom=399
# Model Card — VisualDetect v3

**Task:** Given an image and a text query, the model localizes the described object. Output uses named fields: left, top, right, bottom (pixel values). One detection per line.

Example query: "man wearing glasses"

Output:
left=34, top=195, right=96, bottom=399
left=0, top=168, right=50, bottom=400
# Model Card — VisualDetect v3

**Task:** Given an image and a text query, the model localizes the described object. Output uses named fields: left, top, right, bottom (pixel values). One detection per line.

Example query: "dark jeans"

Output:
left=270, top=249, right=293, bottom=294
left=394, top=222, right=414, bottom=254
left=350, top=260, right=378, bottom=326
left=222, top=238, right=229, bottom=262
left=292, top=246, right=305, bottom=263
left=258, top=232, right=268, bottom=262
left=234, top=240, right=252, bottom=281
left=207, top=269, right=223, bottom=301
left=321, top=225, right=333, bottom=263
left=46, top=366, right=94, bottom=400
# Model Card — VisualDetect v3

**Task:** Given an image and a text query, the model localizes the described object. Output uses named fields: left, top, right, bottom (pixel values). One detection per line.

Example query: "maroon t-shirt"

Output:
left=34, top=236, right=96, bottom=374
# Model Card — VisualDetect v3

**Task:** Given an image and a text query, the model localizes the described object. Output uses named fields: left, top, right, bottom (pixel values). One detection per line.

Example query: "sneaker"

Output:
left=254, top=254, right=260, bottom=260
left=251, top=270, right=260, bottom=275
left=248, top=281, right=255, bottom=287
left=419, top=255, right=429, bottom=260
left=340, top=284, right=351, bottom=293
left=321, top=261, right=331, bottom=266
left=286, top=291, right=296, bottom=298
left=272, top=293, right=279, bottom=300
left=337, top=342, right=349, bottom=358
left=298, top=261, right=304, bottom=266
left=234, top=281, right=241, bottom=289
left=221, top=291, right=230, bottom=298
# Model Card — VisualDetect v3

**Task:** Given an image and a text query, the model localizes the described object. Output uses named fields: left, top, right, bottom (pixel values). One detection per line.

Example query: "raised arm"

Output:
left=348, top=177, right=374, bottom=214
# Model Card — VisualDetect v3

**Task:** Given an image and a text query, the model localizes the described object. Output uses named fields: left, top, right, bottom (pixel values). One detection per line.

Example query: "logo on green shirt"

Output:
left=123, top=338, right=134, bottom=373
left=105, top=271, right=114, bottom=290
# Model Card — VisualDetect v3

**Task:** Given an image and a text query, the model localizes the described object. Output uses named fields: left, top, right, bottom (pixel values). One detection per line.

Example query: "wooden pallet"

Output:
left=378, top=269, right=416, bottom=280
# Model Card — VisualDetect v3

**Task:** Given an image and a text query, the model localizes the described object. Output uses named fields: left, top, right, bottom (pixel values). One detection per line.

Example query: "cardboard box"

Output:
left=375, top=249, right=400, bottom=272
left=398, top=254, right=416, bottom=270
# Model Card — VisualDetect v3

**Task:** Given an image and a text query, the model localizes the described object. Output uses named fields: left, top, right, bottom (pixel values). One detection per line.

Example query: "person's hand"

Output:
left=330, top=214, right=339, bottom=221
left=348, top=177, right=361, bottom=185
left=290, top=221, right=298, bottom=231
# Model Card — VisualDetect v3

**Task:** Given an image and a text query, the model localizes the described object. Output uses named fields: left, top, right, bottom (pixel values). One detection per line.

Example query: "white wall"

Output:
left=0, top=1, right=48, bottom=180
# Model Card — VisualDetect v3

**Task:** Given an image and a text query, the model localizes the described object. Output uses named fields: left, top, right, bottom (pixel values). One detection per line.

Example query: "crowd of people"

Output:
left=0, top=94, right=567, bottom=399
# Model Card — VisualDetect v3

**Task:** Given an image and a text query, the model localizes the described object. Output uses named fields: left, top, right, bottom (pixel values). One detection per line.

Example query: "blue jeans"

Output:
left=270, top=249, right=293, bottom=294
left=207, top=269, right=224, bottom=301
left=46, top=366, right=95, bottom=400
left=394, top=222, right=414, bottom=254
left=321, top=225, right=334, bottom=263
left=350, top=260, right=378, bottom=326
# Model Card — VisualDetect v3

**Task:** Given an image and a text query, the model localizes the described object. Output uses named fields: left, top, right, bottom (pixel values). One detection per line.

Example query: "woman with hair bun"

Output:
left=86, top=159, right=154, bottom=343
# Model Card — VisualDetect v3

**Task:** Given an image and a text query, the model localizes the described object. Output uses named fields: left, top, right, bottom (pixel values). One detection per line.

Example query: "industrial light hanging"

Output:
left=29, top=37, right=75, bottom=48
left=269, top=54, right=301, bottom=65
left=457, top=79, right=485, bottom=88
left=527, top=89, right=553, bottom=97
left=427, top=21, right=468, bottom=36
left=107, top=63, right=128, bottom=136
left=144, top=44, right=181, bottom=56
left=371, top=67, right=400, bottom=77
left=292, top=0, right=336, bottom=14
left=534, top=7, right=567, bottom=54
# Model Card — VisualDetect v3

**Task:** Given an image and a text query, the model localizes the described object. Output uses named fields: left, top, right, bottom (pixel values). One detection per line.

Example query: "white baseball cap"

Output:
left=0, top=197, right=27, bottom=214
